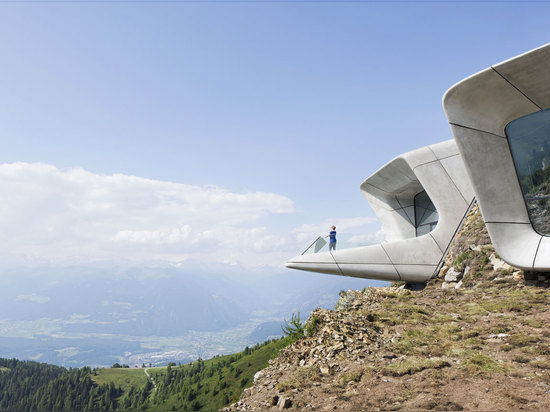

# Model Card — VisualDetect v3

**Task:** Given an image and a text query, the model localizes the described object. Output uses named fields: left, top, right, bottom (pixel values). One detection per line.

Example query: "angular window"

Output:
left=506, top=109, right=550, bottom=235
left=414, top=190, right=438, bottom=236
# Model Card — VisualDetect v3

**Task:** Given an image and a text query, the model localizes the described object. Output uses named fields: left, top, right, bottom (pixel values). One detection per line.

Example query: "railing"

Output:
left=301, top=236, right=327, bottom=255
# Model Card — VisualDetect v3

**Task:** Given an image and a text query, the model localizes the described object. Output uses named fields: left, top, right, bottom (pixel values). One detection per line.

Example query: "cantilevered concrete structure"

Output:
left=288, top=43, right=550, bottom=282
left=443, top=43, right=550, bottom=271
left=286, top=140, right=474, bottom=283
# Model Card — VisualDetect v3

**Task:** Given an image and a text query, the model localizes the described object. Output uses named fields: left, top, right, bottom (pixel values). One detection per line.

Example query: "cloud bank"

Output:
left=0, top=163, right=381, bottom=269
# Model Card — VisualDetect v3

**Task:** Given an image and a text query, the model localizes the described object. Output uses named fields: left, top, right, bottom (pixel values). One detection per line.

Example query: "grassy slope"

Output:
left=92, top=337, right=292, bottom=411
left=92, top=367, right=150, bottom=407
left=148, top=337, right=292, bottom=411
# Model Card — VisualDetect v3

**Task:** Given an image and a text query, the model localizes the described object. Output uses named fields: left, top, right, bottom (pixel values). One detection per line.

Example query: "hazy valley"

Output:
left=0, top=266, right=382, bottom=367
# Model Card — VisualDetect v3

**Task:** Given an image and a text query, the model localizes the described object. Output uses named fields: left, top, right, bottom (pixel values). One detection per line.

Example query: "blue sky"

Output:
left=0, top=0, right=548, bottom=270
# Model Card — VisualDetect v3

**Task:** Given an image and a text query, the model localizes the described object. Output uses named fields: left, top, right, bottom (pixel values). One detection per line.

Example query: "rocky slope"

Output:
left=228, top=205, right=550, bottom=411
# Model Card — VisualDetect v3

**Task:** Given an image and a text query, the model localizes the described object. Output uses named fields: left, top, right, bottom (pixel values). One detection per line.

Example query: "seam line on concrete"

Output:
left=420, top=152, right=469, bottom=205
left=437, top=157, right=470, bottom=205
left=362, top=181, right=391, bottom=194
left=449, top=122, right=506, bottom=139
left=380, top=243, right=401, bottom=281
left=491, top=66, right=543, bottom=111
left=429, top=232, right=445, bottom=254
left=290, top=261, right=394, bottom=265
left=362, top=178, right=415, bottom=195
left=533, top=236, right=543, bottom=270
left=329, top=250, right=345, bottom=277
left=412, top=152, right=460, bottom=172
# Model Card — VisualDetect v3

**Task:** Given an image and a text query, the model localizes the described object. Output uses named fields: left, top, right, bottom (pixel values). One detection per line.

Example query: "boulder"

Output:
left=445, top=267, right=462, bottom=282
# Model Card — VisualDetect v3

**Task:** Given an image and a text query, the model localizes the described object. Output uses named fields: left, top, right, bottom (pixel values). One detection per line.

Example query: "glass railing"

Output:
left=301, top=236, right=327, bottom=255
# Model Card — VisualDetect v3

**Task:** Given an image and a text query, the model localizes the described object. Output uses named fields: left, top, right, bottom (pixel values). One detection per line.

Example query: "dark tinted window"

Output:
left=414, top=191, right=438, bottom=236
left=506, top=109, right=550, bottom=235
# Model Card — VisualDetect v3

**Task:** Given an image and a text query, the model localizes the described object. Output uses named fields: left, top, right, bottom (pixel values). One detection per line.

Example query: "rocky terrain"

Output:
left=227, top=205, right=550, bottom=411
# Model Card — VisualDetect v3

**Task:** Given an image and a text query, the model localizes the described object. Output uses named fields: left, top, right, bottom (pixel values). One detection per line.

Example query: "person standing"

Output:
left=326, top=225, right=337, bottom=251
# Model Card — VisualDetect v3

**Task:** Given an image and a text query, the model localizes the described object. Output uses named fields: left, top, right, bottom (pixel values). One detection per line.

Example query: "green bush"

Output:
left=281, top=312, right=304, bottom=340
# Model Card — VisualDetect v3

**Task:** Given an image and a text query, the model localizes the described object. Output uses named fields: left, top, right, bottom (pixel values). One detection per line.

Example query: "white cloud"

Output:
left=0, top=162, right=384, bottom=270
left=0, top=163, right=295, bottom=268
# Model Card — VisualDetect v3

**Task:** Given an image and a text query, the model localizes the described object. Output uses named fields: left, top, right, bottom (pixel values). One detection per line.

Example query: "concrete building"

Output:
left=443, top=43, right=550, bottom=272
left=286, top=140, right=474, bottom=283
left=287, top=43, right=550, bottom=283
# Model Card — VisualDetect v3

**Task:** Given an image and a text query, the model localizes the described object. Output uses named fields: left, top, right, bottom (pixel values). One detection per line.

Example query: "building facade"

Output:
left=287, top=43, right=550, bottom=283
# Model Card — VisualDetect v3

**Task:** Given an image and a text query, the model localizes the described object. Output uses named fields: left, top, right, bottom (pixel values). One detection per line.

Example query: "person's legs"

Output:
left=329, top=242, right=336, bottom=251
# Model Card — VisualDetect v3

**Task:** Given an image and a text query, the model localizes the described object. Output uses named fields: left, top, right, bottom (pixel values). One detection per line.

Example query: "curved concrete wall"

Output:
left=286, top=140, right=474, bottom=283
left=443, top=43, right=550, bottom=271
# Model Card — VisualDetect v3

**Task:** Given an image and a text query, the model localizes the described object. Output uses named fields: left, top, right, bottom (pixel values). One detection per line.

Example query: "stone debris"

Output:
left=444, top=267, right=462, bottom=283
left=489, top=253, right=513, bottom=272
left=225, top=288, right=394, bottom=411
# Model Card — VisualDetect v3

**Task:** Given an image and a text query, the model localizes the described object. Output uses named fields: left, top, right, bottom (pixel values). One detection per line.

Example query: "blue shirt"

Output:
left=329, top=231, right=336, bottom=243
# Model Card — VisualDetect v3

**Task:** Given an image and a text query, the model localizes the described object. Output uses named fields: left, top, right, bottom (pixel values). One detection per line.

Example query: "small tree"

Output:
left=281, top=312, right=304, bottom=340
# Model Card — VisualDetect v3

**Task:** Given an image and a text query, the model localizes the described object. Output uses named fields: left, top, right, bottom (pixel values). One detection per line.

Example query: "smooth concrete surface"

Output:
left=428, top=139, right=460, bottom=159
left=492, top=44, right=550, bottom=109
left=444, top=43, right=550, bottom=271
left=439, top=155, right=475, bottom=204
left=338, top=263, right=401, bottom=281
left=393, top=265, right=438, bottom=283
left=449, top=125, right=530, bottom=223
left=444, top=67, right=540, bottom=137
left=533, top=236, right=550, bottom=268
left=484, top=223, right=541, bottom=270
left=286, top=139, right=474, bottom=283
left=381, top=234, right=444, bottom=265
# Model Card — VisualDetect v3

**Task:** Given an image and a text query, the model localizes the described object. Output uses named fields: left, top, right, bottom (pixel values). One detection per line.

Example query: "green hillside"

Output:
left=0, top=335, right=293, bottom=411
left=91, top=336, right=293, bottom=411
left=0, top=359, right=122, bottom=411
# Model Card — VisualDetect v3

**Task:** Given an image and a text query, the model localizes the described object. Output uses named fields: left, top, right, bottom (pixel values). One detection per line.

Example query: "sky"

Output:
left=0, top=0, right=549, bottom=271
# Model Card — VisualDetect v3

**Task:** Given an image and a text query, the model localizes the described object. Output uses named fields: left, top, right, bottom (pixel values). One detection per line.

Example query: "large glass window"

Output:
left=506, top=109, right=550, bottom=235
left=414, top=191, right=438, bottom=236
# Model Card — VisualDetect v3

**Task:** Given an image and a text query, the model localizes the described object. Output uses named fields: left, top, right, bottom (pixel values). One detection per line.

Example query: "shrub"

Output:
left=281, top=312, right=304, bottom=340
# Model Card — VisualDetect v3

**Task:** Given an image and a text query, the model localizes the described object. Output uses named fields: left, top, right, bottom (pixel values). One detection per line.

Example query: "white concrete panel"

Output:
left=404, top=146, right=438, bottom=169
left=451, top=124, right=530, bottom=223
left=533, top=236, right=550, bottom=271
left=394, top=265, right=437, bottom=283
left=284, top=262, right=342, bottom=276
left=362, top=158, right=416, bottom=195
left=331, top=244, right=392, bottom=264
left=439, top=155, right=476, bottom=203
left=415, top=161, right=468, bottom=219
left=429, top=213, right=459, bottom=254
left=366, top=200, right=415, bottom=241
left=361, top=185, right=402, bottom=211
left=338, top=263, right=400, bottom=281
left=493, top=44, right=550, bottom=109
left=428, top=139, right=460, bottom=160
left=485, top=223, right=541, bottom=270
left=443, top=67, right=540, bottom=136
left=383, top=235, right=443, bottom=266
